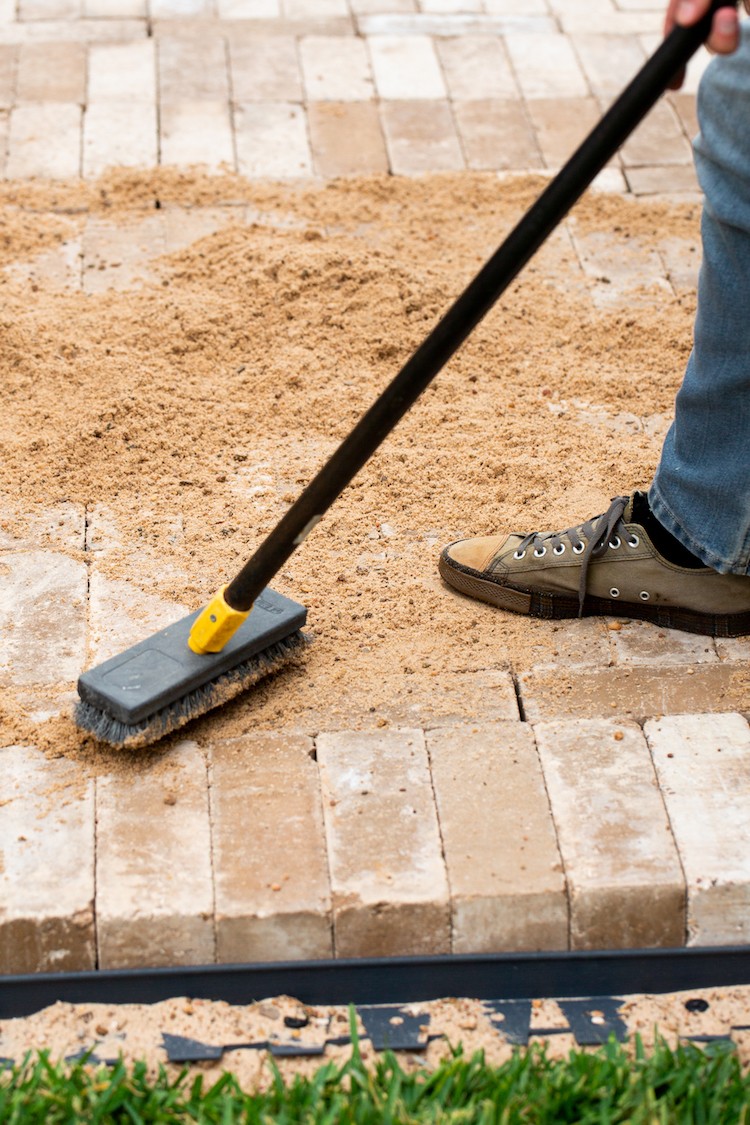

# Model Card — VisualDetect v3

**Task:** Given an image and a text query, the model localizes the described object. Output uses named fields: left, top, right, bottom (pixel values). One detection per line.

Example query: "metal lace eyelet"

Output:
left=610, top=587, right=620, bottom=598
left=609, top=536, right=621, bottom=550
left=553, top=544, right=565, bottom=555
left=533, top=546, right=547, bottom=558
left=640, top=590, right=650, bottom=601
left=572, top=542, right=585, bottom=554
left=628, top=535, right=639, bottom=548
left=513, top=549, right=526, bottom=560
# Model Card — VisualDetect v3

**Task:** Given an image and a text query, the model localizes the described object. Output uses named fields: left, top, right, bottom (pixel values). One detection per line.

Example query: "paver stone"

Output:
left=317, top=728, right=450, bottom=956
left=0, top=745, right=95, bottom=973
left=535, top=719, right=685, bottom=949
left=96, top=740, right=214, bottom=968
left=428, top=723, right=567, bottom=952
left=211, top=733, right=333, bottom=962
left=646, top=713, right=750, bottom=946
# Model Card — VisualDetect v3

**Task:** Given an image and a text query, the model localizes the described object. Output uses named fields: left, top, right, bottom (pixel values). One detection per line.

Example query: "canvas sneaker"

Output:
left=439, top=494, right=750, bottom=637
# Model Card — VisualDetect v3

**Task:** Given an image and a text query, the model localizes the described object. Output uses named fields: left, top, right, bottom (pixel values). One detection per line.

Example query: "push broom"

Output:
left=75, top=2, right=731, bottom=748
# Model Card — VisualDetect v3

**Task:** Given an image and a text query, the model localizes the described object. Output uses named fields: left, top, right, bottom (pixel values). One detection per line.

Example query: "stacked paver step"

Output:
left=4, top=714, right=750, bottom=972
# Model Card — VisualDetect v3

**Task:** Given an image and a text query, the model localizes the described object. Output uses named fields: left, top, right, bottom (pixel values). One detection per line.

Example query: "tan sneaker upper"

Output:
left=443, top=496, right=750, bottom=617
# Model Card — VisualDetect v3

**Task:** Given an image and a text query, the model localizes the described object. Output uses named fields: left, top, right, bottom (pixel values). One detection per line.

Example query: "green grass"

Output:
left=1, top=1021, right=748, bottom=1124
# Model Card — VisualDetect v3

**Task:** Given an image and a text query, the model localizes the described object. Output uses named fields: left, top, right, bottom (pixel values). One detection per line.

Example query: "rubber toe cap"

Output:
left=443, top=535, right=508, bottom=573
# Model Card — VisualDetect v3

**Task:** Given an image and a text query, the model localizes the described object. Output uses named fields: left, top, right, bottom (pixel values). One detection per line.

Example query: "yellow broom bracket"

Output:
left=188, top=587, right=251, bottom=654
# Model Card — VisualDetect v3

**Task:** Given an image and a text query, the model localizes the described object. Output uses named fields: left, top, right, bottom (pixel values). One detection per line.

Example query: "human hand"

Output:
left=665, top=0, right=741, bottom=88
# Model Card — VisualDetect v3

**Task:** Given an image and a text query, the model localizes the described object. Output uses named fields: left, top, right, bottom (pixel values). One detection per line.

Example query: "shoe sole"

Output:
left=438, top=553, right=750, bottom=638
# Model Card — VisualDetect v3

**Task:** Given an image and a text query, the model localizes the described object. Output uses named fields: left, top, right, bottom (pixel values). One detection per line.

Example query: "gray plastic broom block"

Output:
left=77, top=588, right=307, bottom=725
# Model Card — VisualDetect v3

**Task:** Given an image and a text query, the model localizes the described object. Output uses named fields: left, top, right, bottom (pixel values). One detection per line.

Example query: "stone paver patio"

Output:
left=1, top=0, right=749, bottom=974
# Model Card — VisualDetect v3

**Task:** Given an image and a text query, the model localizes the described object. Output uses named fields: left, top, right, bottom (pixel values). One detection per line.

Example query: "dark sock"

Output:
left=631, top=492, right=705, bottom=569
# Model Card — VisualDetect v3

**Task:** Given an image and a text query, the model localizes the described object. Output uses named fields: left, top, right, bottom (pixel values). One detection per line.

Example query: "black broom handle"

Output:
left=226, top=2, right=731, bottom=613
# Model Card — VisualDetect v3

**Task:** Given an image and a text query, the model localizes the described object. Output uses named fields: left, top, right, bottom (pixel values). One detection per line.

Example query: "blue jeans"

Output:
left=649, top=23, right=750, bottom=575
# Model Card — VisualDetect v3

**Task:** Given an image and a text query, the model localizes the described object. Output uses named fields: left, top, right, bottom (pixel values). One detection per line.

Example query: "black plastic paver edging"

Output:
left=2, top=947, right=750, bottom=1020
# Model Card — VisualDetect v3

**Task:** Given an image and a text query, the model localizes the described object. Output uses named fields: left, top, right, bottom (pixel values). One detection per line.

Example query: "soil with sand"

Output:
left=0, top=169, right=700, bottom=762
left=1, top=986, right=749, bottom=1087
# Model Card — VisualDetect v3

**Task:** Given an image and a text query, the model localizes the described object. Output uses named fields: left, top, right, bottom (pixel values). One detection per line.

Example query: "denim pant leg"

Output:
left=649, top=23, right=750, bottom=576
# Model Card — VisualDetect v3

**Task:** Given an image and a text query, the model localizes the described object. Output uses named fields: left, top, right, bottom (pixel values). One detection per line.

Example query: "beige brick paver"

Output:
left=421, top=0, right=482, bottom=13
left=610, top=621, right=717, bottom=666
left=317, top=729, right=451, bottom=957
left=505, top=33, right=589, bottom=100
left=84, top=101, right=159, bottom=176
left=519, top=663, right=750, bottom=724
left=300, top=36, right=375, bottom=101
left=0, top=114, right=9, bottom=176
left=0, top=45, right=12, bottom=108
left=211, top=733, right=333, bottom=963
left=88, top=41, right=156, bottom=103
left=568, top=225, right=671, bottom=308
left=0, top=745, right=95, bottom=974
left=0, top=20, right=146, bottom=44
left=454, top=99, right=542, bottom=172
left=229, top=35, right=302, bottom=102
left=350, top=0, right=416, bottom=14
left=361, top=12, right=556, bottom=34
left=435, top=36, right=518, bottom=101
left=88, top=573, right=187, bottom=664
left=485, top=0, right=548, bottom=12
left=659, top=232, right=701, bottom=290
left=0, top=550, right=87, bottom=687
left=83, top=0, right=147, bottom=14
left=6, top=102, right=81, bottom=179
left=716, top=636, right=750, bottom=663
left=368, top=35, right=446, bottom=100
left=625, top=164, right=699, bottom=194
left=308, top=101, right=388, bottom=177
left=527, top=97, right=604, bottom=168
left=570, top=33, right=646, bottom=99
left=160, top=100, right=235, bottom=169
left=523, top=616, right=613, bottom=674
left=621, top=100, right=693, bottom=167
left=151, top=0, right=214, bottom=15
left=159, top=34, right=229, bottom=101
left=276, top=667, right=519, bottom=736
left=96, top=740, right=215, bottom=969
left=535, top=719, right=685, bottom=949
left=669, top=91, right=699, bottom=143
left=235, top=102, right=312, bottom=178
left=19, top=0, right=81, bottom=17
left=284, top=0, right=349, bottom=18
left=558, top=8, right=663, bottom=35
left=381, top=99, right=464, bottom=175
left=218, top=0, right=281, bottom=13
left=646, top=714, right=750, bottom=947
left=0, top=500, right=85, bottom=552
left=16, top=42, right=86, bottom=104
left=428, top=724, right=568, bottom=953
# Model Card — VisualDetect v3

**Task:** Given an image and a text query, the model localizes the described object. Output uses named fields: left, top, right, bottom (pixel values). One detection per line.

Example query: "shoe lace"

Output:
left=515, top=495, right=630, bottom=616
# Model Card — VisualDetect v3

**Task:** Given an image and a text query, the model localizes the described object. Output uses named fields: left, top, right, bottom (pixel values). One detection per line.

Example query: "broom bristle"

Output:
left=74, top=632, right=306, bottom=749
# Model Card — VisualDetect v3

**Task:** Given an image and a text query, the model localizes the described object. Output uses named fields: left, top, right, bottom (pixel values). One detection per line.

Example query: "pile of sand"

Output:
left=0, top=169, right=699, bottom=754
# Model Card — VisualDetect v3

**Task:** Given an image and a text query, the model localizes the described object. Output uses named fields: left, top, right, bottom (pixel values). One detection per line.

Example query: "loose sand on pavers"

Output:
left=0, top=168, right=722, bottom=759
left=1, top=986, right=749, bottom=1087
